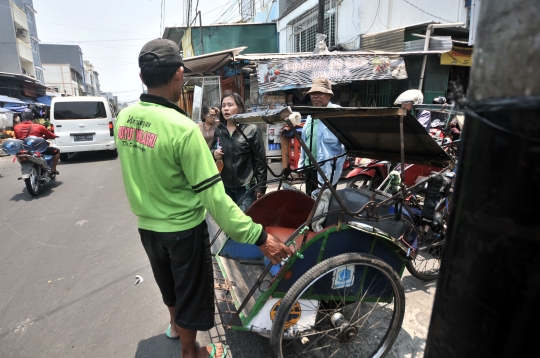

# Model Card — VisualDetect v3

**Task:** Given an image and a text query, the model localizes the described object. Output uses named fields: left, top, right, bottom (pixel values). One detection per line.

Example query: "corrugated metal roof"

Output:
left=361, top=28, right=405, bottom=52
left=183, top=47, right=247, bottom=76
left=404, top=37, right=453, bottom=52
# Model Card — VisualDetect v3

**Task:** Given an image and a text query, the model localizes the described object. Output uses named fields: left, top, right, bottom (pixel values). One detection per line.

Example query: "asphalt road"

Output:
left=0, top=153, right=436, bottom=358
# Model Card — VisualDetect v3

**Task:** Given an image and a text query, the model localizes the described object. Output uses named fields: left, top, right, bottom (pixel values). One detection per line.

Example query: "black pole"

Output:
left=317, top=0, right=324, bottom=34
left=198, top=11, right=204, bottom=55
left=425, top=1, right=540, bottom=357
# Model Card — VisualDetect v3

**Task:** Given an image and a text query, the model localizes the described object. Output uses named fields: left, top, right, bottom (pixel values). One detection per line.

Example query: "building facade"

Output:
left=40, top=44, right=86, bottom=96
left=0, top=0, right=44, bottom=83
left=276, top=0, right=470, bottom=53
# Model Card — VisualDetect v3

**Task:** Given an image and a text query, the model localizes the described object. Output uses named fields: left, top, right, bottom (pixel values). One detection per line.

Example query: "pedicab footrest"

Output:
left=213, top=259, right=241, bottom=328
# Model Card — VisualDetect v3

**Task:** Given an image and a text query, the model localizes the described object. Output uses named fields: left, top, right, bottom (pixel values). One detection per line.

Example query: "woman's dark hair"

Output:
left=140, top=54, right=180, bottom=88
left=220, top=90, right=245, bottom=122
left=201, top=106, right=211, bottom=122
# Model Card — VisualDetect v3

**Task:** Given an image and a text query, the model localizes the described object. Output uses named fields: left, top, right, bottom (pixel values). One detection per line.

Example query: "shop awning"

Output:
left=183, top=47, right=247, bottom=76
left=37, top=95, right=52, bottom=106
left=0, top=95, right=26, bottom=105
left=238, top=51, right=410, bottom=94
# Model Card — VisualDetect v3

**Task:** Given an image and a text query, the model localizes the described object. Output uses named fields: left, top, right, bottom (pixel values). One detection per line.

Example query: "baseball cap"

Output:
left=138, top=39, right=193, bottom=73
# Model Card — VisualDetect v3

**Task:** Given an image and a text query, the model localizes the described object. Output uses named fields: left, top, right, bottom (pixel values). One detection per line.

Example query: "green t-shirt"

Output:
left=115, top=94, right=263, bottom=244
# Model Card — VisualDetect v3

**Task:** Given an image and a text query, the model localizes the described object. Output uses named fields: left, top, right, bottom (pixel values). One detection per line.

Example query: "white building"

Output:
left=276, top=0, right=470, bottom=53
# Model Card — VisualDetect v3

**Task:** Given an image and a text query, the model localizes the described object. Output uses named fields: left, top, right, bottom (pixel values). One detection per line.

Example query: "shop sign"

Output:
left=441, top=46, right=473, bottom=67
left=181, top=27, right=195, bottom=59
left=257, top=54, right=407, bottom=93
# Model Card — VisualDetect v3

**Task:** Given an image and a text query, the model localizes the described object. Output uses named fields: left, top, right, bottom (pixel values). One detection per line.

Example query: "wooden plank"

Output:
left=219, top=257, right=267, bottom=321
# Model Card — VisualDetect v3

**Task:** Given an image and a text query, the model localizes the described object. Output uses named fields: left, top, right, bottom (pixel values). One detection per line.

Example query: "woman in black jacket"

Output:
left=212, top=91, right=267, bottom=211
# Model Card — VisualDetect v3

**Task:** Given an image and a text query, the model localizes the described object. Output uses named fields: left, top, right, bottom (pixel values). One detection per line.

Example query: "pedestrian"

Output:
left=114, top=39, right=291, bottom=358
left=212, top=91, right=267, bottom=211
left=299, top=77, right=346, bottom=196
left=394, top=89, right=431, bottom=131
left=198, top=106, right=219, bottom=148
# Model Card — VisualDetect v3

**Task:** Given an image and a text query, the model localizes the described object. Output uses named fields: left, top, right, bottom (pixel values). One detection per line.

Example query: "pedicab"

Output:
left=211, top=106, right=455, bottom=358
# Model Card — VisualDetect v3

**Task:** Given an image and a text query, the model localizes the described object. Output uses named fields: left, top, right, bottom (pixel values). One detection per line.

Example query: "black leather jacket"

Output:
left=211, top=122, right=267, bottom=193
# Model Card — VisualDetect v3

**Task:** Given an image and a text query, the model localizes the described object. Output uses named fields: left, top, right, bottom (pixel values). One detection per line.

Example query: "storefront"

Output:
left=180, top=48, right=455, bottom=158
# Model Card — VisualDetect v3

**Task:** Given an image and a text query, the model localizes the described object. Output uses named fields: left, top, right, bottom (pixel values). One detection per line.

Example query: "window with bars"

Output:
left=287, top=1, right=336, bottom=53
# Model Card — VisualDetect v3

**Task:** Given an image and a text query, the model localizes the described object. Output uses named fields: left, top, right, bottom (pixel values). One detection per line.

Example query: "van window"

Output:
left=54, top=102, right=107, bottom=119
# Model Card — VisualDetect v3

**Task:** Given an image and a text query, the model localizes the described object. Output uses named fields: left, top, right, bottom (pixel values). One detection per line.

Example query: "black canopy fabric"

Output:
left=292, top=106, right=453, bottom=167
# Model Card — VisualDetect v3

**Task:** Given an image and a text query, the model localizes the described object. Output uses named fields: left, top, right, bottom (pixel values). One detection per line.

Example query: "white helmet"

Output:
left=394, top=89, right=424, bottom=105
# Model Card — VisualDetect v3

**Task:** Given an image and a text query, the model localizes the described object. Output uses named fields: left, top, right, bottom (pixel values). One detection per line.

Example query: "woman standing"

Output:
left=198, top=106, right=219, bottom=148
left=212, top=91, right=267, bottom=211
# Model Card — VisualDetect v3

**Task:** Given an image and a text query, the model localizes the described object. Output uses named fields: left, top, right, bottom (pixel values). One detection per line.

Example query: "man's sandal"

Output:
left=208, top=343, right=228, bottom=358
left=165, top=324, right=179, bottom=339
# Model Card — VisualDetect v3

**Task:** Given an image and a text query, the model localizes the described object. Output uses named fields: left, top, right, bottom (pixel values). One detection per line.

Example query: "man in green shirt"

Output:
left=116, top=39, right=291, bottom=358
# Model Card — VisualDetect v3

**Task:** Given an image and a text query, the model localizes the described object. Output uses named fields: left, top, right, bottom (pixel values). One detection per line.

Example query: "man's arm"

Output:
left=39, top=125, right=56, bottom=139
left=178, top=127, right=292, bottom=262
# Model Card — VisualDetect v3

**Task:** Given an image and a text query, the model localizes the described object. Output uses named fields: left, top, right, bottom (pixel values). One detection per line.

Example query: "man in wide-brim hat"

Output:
left=299, top=77, right=346, bottom=196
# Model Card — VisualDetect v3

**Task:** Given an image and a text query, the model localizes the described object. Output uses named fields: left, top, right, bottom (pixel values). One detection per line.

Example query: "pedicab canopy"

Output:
left=230, top=106, right=453, bottom=167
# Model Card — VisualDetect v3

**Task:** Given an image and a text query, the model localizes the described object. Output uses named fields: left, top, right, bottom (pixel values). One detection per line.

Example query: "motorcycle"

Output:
left=345, top=158, right=392, bottom=190
left=2, top=136, right=57, bottom=196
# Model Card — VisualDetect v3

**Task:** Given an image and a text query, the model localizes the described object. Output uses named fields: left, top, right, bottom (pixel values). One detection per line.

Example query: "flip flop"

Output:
left=208, top=343, right=228, bottom=358
left=165, top=324, right=179, bottom=339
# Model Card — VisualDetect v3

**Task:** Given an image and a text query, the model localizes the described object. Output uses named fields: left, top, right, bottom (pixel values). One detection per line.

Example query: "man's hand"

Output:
left=258, top=234, right=293, bottom=265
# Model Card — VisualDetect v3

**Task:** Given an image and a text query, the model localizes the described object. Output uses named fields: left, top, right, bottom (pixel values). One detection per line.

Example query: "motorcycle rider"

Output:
left=394, top=89, right=431, bottom=131
left=14, top=109, right=60, bottom=174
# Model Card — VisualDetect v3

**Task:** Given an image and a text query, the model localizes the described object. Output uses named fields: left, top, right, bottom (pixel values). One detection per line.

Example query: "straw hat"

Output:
left=306, top=77, right=334, bottom=96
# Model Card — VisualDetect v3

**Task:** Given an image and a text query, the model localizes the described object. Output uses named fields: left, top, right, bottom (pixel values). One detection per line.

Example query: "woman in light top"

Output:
left=198, top=106, right=219, bottom=148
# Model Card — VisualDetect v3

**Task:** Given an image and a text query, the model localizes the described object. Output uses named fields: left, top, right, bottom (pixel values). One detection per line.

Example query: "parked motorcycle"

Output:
left=2, top=136, right=57, bottom=196
left=345, top=159, right=391, bottom=190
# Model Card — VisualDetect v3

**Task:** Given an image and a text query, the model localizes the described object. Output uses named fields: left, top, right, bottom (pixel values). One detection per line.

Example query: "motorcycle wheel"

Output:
left=345, top=174, right=380, bottom=191
left=25, top=165, right=41, bottom=196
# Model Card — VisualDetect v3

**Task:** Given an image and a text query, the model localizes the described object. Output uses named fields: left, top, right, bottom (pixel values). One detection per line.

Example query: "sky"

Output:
left=33, top=0, right=241, bottom=102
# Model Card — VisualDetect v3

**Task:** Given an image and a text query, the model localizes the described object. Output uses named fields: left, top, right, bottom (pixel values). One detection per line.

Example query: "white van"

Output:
left=50, top=96, right=117, bottom=161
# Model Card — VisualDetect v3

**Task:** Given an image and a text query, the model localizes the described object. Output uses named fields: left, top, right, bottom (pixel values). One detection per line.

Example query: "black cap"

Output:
left=138, top=39, right=192, bottom=73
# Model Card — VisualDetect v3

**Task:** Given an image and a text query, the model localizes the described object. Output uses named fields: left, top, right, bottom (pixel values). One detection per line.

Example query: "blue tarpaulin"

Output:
left=0, top=95, right=25, bottom=105
left=37, top=96, right=52, bottom=106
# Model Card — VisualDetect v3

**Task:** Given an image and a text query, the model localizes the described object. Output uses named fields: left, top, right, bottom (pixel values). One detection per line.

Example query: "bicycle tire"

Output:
left=270, top=253, right=405, bottom=358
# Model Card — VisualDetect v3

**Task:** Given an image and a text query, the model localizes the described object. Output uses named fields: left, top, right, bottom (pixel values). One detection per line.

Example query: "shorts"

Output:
left=42, top=146, right=59, bottom=155
left=139, top=220, right=215, bottom=331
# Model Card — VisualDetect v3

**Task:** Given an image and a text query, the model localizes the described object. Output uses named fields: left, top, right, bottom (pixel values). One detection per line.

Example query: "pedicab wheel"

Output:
left=270, top=253, right=405, bottom=358
left=406, top=234, right=445, bottom=281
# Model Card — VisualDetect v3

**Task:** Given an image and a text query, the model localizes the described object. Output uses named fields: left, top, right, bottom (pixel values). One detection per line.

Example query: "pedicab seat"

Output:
left=324, top=188, right=408, bottom=239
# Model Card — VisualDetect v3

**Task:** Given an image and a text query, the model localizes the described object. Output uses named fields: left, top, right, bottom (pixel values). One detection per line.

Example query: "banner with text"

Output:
left=257, top=54, right=408, bottom=93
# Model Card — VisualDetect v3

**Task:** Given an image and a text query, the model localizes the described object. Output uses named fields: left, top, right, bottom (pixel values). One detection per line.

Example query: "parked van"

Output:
left=50, top=96, right=117, bottom=161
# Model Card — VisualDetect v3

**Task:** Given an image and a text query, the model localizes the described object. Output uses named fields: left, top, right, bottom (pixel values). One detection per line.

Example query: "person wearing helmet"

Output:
left=431, top=96, right=447, bottom=123
left=394, top=89, right=431, bottom=131
left=14, top=109, right=60, bottom=174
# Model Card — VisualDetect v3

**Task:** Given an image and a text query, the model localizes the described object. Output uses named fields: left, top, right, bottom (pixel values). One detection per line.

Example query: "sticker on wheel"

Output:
left=270, top=300, right=301, bottom=329
left=332, top=265, right=355, bottom=289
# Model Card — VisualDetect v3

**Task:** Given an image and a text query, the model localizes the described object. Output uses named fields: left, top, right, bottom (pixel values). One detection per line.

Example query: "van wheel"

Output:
left=60, top=153, right=69, bottom=161
left=110, top=149, right=118, bottom=158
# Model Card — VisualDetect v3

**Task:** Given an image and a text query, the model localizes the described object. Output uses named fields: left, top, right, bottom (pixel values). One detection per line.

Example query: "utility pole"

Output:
left=313, top=0, right=328, bottom=53
left=425, top=1, right=540, bottom=357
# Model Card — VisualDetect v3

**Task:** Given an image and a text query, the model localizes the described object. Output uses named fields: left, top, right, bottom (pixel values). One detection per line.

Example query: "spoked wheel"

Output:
left=346, top=174, right=381, bottom=191
left=270, top=253, right=405, bottom=358
left=25, top=165, right=41, bottom=196
left=406, top=229, right=445, bottom=281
